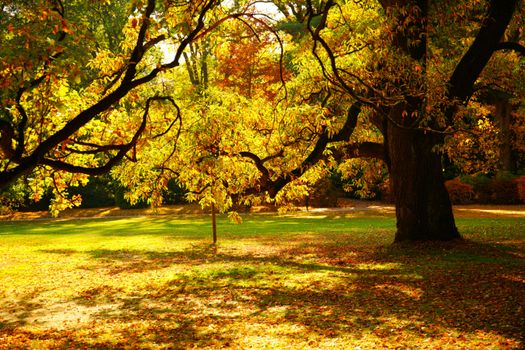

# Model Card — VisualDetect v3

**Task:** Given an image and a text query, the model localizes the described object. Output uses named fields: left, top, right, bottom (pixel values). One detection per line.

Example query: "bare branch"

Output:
left=330, top=141, right=385, bottom=161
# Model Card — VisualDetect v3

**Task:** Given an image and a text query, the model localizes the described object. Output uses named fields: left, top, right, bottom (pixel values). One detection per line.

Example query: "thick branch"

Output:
left=121, top=0, right=157, bottom=82
left=239, top=152, right=272, bottom=183
left=448, top=0, right=518, bottom=102
left=264, top=102, right=362, bottom=198
left=495, top=41, right=525, bottom=56
left=331, top=102, right=361, bottom=141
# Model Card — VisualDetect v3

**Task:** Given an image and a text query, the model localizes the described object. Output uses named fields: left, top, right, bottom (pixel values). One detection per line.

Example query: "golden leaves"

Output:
left=1, top=216, right=524, bottom=348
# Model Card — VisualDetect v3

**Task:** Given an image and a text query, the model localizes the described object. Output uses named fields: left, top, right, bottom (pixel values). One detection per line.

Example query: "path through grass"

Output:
left=0, top=211, right=524, bottom=349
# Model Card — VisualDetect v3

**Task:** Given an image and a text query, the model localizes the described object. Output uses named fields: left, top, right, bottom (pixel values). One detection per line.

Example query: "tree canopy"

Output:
left=1, top=0, right=523, bottom=240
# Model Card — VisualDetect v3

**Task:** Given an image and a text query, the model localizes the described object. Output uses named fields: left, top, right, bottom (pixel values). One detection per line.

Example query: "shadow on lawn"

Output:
left=0, top=291, right=46, bottom=329
left=96, top=241, right=523, bottom=346
left=3, top=239, right=524, bottom=348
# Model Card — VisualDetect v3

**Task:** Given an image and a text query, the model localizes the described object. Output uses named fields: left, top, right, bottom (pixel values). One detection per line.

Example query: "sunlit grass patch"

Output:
left=0, top=213, right=524, bottom=349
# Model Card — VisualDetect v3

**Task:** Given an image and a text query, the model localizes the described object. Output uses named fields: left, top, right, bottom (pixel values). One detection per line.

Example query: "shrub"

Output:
left=308, top=177, right=344, bottom=207
left=460, top=175, right=491, bottom=193
left=484, top=178, right=520, bottom=204
left=445, top=178, right=475, bottom=204
left=0, top=181, right=28, bottom=214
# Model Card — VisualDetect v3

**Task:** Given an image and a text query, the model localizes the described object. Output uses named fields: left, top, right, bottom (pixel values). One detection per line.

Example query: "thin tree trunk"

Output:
left=211, top=202, right=217, bottom=244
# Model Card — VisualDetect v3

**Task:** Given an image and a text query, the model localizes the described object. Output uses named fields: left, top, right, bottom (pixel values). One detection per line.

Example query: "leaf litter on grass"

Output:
left=0, top=214, right=524, bottom=349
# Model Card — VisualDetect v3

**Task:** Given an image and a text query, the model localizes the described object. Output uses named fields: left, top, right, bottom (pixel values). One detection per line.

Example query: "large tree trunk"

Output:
left=382, top=0, right=458, bottom=241
left=379, top=0, right=516, bottom=242
left=386, top=109, right=459, bottom=242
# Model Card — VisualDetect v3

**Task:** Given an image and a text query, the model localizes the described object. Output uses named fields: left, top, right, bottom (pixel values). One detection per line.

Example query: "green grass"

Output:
left=0, top=213, right=524, bottom=349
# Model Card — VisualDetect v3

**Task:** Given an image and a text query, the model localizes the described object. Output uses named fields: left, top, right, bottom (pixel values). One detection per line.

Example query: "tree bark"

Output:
left=494, top=98, right=517, bottom=174
left=386, top=106, right=459, bottom=242
left=381, top=0, right=517, bottom=242
left=211, top=202, right=217, bottom=244
left=380, top=0, right=458, bottom=242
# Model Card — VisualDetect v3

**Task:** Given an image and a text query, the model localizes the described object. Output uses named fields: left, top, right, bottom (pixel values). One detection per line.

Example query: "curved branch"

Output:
left=143, top=34, right=168, bottom=52
left=448, top=0, right=519, bottom=102
left=41, top=96, right=157, bottom=175
left=306, top=1, right=364, bottom=101
left=154, top=98, right=184, bottom=186
left=266, top=101, right=362, bottom=197
left=151, top=97, right=182, bottom=139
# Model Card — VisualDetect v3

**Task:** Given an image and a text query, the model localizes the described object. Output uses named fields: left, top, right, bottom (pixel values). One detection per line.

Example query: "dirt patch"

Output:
left=1, top=300, right=120, bottom=330
left=453, top=205, right=525, bottom=218
left=1, top=202, right=524, bottom=221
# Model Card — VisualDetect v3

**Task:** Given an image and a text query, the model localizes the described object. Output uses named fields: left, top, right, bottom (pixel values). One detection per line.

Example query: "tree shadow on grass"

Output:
left=0, top=292, right=46, bottom=329
left=4, top=238, right=525, bottom=348
left=85, top=240, right=523, bottom=347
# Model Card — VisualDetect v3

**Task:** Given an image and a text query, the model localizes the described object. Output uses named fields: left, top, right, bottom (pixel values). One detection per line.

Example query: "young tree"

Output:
left=110, top=11, right=339, bottom=219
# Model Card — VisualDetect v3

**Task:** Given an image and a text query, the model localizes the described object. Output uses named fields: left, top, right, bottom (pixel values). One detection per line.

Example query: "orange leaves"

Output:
left=214, top=25, right=287, bottom=99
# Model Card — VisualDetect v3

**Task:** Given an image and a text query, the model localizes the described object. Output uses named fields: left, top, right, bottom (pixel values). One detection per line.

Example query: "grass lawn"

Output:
left=0, top=207, right=524, bottom=349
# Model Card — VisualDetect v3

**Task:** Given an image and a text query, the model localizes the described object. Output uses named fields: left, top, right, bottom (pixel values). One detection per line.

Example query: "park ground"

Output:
left=0, top=202, right=524, bottom=349
left=2, top=200, right=525, bottom=221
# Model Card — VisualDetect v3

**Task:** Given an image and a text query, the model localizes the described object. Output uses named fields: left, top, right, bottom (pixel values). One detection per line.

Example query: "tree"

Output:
left=0, top=0, right=241, bottom=206
left=113, top=0, right=523, bottom=244
left=263, top=0, right=523, bottom=241
left=110, top=9, right=345, bottom=219
left=2, top=0, right=523, bottom=244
